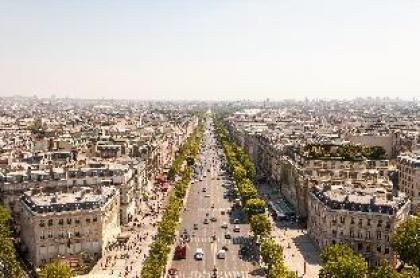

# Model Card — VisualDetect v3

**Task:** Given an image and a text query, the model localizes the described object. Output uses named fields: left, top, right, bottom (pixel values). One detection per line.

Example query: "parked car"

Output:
left=233, top=225, right=240, bottom=232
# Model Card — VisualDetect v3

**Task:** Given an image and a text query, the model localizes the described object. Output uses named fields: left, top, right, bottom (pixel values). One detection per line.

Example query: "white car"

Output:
left=217, top=249, right=226, bottom=259
left=195, top=248, right=204, bottom=260
left=221, top=222, right=228, bottom=229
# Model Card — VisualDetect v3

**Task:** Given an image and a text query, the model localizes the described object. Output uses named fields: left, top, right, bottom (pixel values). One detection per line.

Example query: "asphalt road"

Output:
left=169, top=119, right=261, bottom=278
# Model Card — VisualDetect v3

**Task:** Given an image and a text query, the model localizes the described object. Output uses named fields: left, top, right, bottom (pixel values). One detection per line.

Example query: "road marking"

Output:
left=176, top=270, right=250, bottom=278
left=189, top=237, right=230, bottom=244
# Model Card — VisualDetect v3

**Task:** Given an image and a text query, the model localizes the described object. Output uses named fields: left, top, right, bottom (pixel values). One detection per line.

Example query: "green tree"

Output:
left=0, top=205, right=23, bottom=278
left=392, top=217, right=420, bottom=269
left=233, top=165, right=247, bottom=182
left=245, top=198, right=266, bottom=217
left=320, top=244, right=368, bottom=278
left=238, top=179, right=258, bottom=203
left=260, top=238, right=283, bottom=267
left=268, top=262, right=297, bottom=278
left=250, top=214, right=271, bottom=238
left=38, top=259, right=71, bottom=278
left=369, top=261, right=401, bottom=278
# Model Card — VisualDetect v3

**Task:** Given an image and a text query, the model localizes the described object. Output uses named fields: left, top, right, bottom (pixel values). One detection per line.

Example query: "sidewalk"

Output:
left=86, top=188, right=171, bottom=278
left=258, top=183, right=321, bottom=278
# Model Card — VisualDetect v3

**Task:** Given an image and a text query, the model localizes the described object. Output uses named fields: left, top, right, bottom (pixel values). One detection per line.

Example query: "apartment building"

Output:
left=397, top=153, right=420, bottom=210
left=307, top=182, right=410, bottom=267
left=20, top=186, right=120, bottom=266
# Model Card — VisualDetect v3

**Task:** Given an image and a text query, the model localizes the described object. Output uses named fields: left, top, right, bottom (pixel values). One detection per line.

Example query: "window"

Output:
left=86, top=218, right=91, bottom=223
left=358, top=243, right=363, bottom=251
left=367, top=219, right=371, bottom=226
left=377, top=220, right=383, bottom=227
left=58, top=219, right=64, bottom=225
left=75, top=231, right=81, bottom=237
left=48, top=232, right=53, bottom=238
left=377, top=231, right=382, bottom=240
left=385, top=234, right=389, bottom=241
left=384, top=247, right=389, bottom=254
left=48, top=219, right=53, bottom=226
left=93, top=217, right=97, bottom=222
left=39, top=220, right=45, bottom=227
left=40, top=234, right=45, bottom=240
left=350, top=217, right=355, bottom=224
left=340, top=216, right=345, bottom=224
left=366, top=231, right=371, bottom=239
left=67, top=218, right=72, bottom=225
left=350, top=229, right=354, bottom=238
left=358, top=219, right=363, bottom=227
left=75, top=219, right=80, bottom=224
left=377, top=245, right=382, bottom=253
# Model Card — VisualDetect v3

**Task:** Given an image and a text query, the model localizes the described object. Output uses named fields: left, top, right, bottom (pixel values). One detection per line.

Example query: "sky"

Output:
left=0, top=0, right=419, bottom=101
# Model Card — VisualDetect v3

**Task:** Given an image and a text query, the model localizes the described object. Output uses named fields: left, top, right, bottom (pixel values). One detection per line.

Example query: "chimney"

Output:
left=388, top=170, right=399, bottom=197
left=370, top=195, right=377, bottom=206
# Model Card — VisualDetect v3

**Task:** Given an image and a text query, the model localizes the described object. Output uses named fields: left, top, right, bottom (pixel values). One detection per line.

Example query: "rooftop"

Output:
left=311, top=183, right=409, bottom=215
left=21, top=186, right=117, bottom=214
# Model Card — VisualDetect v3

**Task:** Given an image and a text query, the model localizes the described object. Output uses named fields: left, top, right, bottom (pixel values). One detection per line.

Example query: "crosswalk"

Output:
left=187, top=236, right=231, bottom=244
left=184, top=236, right=251, bottom=244
left=175, top=270, right=251, bottom=278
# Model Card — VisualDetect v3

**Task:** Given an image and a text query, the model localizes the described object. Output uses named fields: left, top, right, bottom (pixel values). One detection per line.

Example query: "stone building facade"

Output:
left=307, top=183, right=411, bottom=266
left=20, top=186, right=120, bottom=266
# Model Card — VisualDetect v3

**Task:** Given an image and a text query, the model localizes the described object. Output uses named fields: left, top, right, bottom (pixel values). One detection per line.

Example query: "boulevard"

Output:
left=169, top=119, right=261, bottom=278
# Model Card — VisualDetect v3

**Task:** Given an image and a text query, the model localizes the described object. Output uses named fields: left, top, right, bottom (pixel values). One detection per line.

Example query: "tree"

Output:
left=369, top=261, right=401, bottom=278
left=250, top=214, right=271, bottom=238
left=245, top=198, right=267, bottom=217
left=238, top=179, right=258, bottom=203
left=233, top=165, right=247, bottom=182
left=0, top=205, right=23, bottom=278
left=260, top=238, right=283, bottom=267
left=38, top=259, right=71, bottom=278
left=320, top=244, right=368, bottom=278
left=268, top=262, right=297, bottom=278
left=392, top=217, right=420, bottom=269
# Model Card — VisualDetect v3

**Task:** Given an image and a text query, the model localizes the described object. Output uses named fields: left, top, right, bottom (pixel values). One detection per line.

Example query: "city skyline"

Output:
left=1, top=0, right=420, bottom=100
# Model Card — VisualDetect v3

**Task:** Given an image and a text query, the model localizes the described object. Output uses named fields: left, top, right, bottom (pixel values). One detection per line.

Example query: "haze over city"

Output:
left=1, top=2, right=420, bottom=278
left=1, top=0, right=420, bottom=100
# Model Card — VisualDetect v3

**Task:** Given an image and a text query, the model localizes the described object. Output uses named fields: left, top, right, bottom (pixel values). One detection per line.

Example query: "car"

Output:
left=233, top=218, right=240, bottom=224
left=233, top=225, right=240, bottom=232
left=221, top=222, right=228, bottom=229
left=220, top=210, right=225, bottom=215
left=210, top=216, right=217, bottom=222
left=204, top=218, right=209, bottom=224
left=217, top=249, right=226, bottom=259
left=205, top=194, right=211, bottom=198
left=202, top=188, right=207, bottom=192
left=195, top=248, right=204, bottom=260
left=193, top=223, right=199, bottom=230
left=224, top=233, right=231, bottom=239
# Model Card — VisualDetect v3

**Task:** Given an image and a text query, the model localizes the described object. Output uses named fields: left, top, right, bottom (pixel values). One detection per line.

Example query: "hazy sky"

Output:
left=1, top=0, right=419, bottom=100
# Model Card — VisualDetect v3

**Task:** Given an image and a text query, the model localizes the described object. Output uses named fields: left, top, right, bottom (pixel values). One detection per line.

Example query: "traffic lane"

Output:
left=172, top=144, right=257, bottom=276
